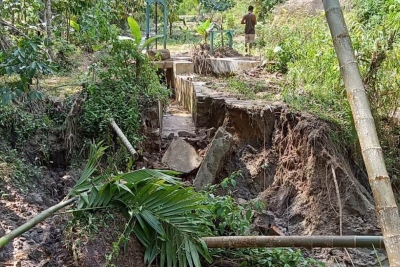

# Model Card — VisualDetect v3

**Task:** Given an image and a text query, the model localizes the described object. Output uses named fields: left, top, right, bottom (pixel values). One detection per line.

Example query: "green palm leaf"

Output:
left=70, top=142, right=212, bottom=267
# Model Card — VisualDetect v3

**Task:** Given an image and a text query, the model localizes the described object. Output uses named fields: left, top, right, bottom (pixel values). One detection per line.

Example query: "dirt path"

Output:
left=162, top=100, right=195, bottom=138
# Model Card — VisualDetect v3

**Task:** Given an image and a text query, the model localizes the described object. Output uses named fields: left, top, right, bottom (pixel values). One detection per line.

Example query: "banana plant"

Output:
left=119, top=17, right=163, bottom=50
left=196, top=19, right=214, bottom=43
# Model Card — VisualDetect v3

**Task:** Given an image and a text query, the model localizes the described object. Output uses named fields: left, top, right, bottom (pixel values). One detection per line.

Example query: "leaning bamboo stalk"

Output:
left=203, top=236, right=384, bottom=249
left=109, top=118, right=139, bottom=160
left=0, top=197, right=77, bottom=249
left=323, top=0, right=400, bottom=265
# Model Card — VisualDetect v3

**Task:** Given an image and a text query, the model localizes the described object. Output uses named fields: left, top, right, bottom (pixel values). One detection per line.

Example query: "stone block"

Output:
left=162, top=138, right=202, bottom=173
left=173, top=61, right=194, bottom=75
left=193, top=127, right=233, bottom=190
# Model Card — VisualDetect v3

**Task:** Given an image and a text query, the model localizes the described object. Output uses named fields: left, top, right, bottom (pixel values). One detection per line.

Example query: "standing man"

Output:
left=241, top=6, right=257, bottom=55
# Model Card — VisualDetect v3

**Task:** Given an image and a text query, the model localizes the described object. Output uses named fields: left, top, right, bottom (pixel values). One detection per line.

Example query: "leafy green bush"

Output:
left=256, top=0, right=287, bottom=20
left=260, top=13, right=354, bottom=138
left=69, top=0, right=120, bottom=48
left=200, top=0, right=235, bottom=12
left=81, top=39, right=169, bottom=144
left=0, top=38, right=55, bottom=103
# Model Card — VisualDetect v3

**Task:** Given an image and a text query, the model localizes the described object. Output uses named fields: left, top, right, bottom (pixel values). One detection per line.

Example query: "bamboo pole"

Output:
left=322, top=1, right=400, bottom=266
left=203, top=236, right=384, bottom=249
left=0, top=198, right=76, bottom=249
left=109, top=118, right=139, bottom=160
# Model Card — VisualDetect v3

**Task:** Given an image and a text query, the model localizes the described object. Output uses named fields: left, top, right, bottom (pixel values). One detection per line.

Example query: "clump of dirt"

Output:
left=262, top=113, right=378, bottom=236
left=214, top=46, right=243, bottom=58
left=192, top=45, right=245, bottom=75
left=67, top=212, right=145, bottom=267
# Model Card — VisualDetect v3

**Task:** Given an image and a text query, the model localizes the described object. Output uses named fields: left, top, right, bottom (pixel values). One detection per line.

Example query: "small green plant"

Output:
left=204, top=171, right=252, bottom=236
left=203, top=171, right=322, bottom=266
left=69, top=0, right=120, bottom=49
left=266, top=43, right=295, bottom=74
left=196, top=19, right=215, bottom=43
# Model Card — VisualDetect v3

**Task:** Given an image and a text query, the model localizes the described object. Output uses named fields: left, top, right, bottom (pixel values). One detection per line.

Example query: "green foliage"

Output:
left=0, top=99, right=64, bottom=148
left=178, top=0, right=199, bottom=15
left=81, top=38, right=169, bottom=145
left=204, top=171, right=253, bottom=236
left=219, top=77, right=269, bottom=100
left=204, top=171, right=321, bottom=266
left=127, top=17, right=142, bottom=46
left=0, top=148, right=41, bottom=192
left=53, top=37, right=81, bottom=72
left=211, top=247, right=324, bottom=267
left=256, top=0, right=286, bottom=20
left=200, top=0, right=236, bottom=12
left=70, top=143, right=212, bottom=267
left=259, top=13, right=354, bottom=139
left=258, top=0, right=400, bottom=180
left=126, top=16, right=163, bottom=49
left=196, top=19, right=215, bottom=43
left=167, top=0, right=184, bottom=36
left=70, top=0, right=120, bottom=47
left=0, top=38, right=54, bottom=104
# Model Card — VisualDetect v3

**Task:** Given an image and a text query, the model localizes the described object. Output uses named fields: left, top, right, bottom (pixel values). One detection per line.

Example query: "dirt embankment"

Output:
left=0, top=88, right=388, bottom=266
left=193, top=94, right=387, bottom=266
left=157, top=91, right=386, bottom=265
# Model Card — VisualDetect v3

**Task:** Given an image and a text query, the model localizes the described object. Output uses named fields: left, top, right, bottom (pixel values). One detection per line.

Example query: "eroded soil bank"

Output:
left=178, top=89, right=387, bottom=266
left=0, top=65, right=389, bottom=267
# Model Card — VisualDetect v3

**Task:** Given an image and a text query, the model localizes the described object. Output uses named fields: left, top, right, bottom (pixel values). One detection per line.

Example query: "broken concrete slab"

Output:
left=162, top=138, right=202, bottom=173
left=209, top=58, right=260, bottom=75
left=193, top=127, right=233, bottom=191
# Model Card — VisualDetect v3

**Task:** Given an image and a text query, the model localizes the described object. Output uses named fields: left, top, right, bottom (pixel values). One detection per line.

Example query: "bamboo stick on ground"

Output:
left=203, top=236, right=384, bottom=249
left=110, top=118, right=139, bottom=160
left=0, top=198, right=77, bottom=249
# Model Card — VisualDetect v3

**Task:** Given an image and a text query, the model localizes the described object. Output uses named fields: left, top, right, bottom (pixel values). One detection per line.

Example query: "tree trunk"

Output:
left=66, top=9, right=70, bottom=42
left=323, top=0, right=400, bottom=266
left=221, top=15, right=224, bottom=47
left=45, top=0, right=53, bottom=59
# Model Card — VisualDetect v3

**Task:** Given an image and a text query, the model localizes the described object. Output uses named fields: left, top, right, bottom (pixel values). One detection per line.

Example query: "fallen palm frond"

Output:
left=68, top=145, right=212, bottom=267
left=1, top=142, right=212, bottom=267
